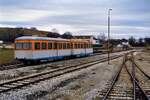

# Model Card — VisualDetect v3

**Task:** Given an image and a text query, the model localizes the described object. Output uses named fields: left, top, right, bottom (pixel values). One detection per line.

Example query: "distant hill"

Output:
left=0, top=27, right=57, bottom=43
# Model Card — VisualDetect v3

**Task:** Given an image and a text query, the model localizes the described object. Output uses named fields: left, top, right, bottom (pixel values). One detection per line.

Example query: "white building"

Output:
left=73, top=35, right=100, bottom=45
left=0, top=40, right=4, bottom=48
left=0, top=40, right=3, bottom=44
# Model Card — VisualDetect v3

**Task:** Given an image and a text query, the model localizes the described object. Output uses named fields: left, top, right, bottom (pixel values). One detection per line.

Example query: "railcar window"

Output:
left=59, top=43, right=62, bottom=49
left=70, top=44, right=72, bottom=48
left=77, top=43, right=79, bottom=49
left=58, top=43, right=60, bottom=49
left=15, top=42, right=31, bottom=49
left=35, top=42, right=40, bottom=50
left=75, top=44, right=77, bottom=49
left=42, top=42, right=47, bottom=49
left=89, top=44, right=91, bottom=48
left=87, top=44, right=88, bottom=48
left=54, top=42, right=57, bottom=49
left=48, top=42, right=53, bottom=49
left=15, top=43, right=23, bottom=49
left=84, top=44, right=86, bottom=48
left=83, top=44, right=85, bottom=48
left=23, top=43, right=31, bottom=49
left=68, top=43, right=70, bottom=49
left=63, top=43, right=66, bottom=49
left=78, top=44, right=81, bottom=48
left=75, top=44, right=77, bottom=48
left=81, top=44, right=83, bottom=48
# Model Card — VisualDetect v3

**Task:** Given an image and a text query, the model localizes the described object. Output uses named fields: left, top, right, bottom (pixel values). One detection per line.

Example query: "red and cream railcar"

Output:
left=14, top=36, right=93, bottom=63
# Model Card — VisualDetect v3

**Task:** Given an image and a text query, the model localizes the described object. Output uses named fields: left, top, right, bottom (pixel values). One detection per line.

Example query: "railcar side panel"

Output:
left=85, top=48, right=93, bottom=55
left=15, top=50, right=33, bottom=59
left=58, top=49, right=71, bottom=57
left=72, top=49, right=86, bottom=56
left=32, top=50, right=57, bottom=60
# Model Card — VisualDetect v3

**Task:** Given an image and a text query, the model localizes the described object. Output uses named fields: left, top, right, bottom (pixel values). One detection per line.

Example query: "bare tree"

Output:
left=97, top=33, right=106, bottom=42
left=47, top=28, right=60, bottom=38
left=51, top=28, right=59, bottom=33
left=128, top=36, right=136, bottom=46
left=61, top=31, right=73, bottom=39
left=30, top=27, right=37, bottom=30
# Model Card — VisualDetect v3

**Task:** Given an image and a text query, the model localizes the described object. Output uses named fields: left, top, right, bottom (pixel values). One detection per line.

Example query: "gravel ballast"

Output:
left=0, top=57, right=123, bottom=100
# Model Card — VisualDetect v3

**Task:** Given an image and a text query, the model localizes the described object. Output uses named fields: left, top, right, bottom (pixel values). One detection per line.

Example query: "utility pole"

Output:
left=108, top=9, right=112, bottom=64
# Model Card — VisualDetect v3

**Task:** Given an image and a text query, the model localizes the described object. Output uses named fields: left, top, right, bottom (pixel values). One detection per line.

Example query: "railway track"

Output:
left=130, top=59, right=150, bottom=99
left=0, top=62, right=24, bottom=71
left=0, top=54, right=123, bottom=94
left=99, top=53, right=150, bottom=100
left=0, top=50, right=133, bottom=71
left=0, top=52, right=105, bottom=71
left=99, top=56, right=134, bottom=100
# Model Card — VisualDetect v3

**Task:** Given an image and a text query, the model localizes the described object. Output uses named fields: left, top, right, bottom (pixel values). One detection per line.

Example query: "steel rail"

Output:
left=124, top=62, right=149, bottom=100
left=131, top=59, right=150, bottom=79
left=102, top=57, right=126, bottom=100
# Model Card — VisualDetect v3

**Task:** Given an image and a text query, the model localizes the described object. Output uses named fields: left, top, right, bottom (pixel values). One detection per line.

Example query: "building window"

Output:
left=35, top=42, right=40, bottom=50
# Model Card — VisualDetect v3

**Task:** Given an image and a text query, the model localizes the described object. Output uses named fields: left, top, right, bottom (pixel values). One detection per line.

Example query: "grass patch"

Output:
left=0, top=48, right=14, bottom=64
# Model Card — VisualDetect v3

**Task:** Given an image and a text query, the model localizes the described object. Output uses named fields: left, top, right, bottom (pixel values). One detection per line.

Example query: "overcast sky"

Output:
left=0, top=0, right=150, bottom=39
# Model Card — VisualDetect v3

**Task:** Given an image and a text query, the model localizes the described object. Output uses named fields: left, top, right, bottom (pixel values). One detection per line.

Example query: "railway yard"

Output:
left=0, top=50, right=149, bottom=100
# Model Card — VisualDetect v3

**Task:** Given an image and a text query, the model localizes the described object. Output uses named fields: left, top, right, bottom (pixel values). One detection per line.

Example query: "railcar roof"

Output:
left=15, top=36, right=70, bottom=41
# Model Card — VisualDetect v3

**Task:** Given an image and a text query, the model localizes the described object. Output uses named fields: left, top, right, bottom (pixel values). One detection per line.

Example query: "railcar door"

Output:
left=71, top=42, right=73, bottom=56
left=84, top=42, right=86, bottom=55
left=54, top=42, right=58, bottom=58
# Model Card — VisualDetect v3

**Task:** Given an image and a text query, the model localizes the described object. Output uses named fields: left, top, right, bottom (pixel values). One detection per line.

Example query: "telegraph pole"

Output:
left=108, top=9, right=112, bottom=64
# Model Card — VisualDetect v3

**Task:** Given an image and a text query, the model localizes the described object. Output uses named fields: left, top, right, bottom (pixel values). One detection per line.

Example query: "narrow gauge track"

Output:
left=0, top=62, right=24, bottom=71
left=0, top=54, right=123, bottom=94
left=0, top=50, right=132, bottom=71
left=100, top=54, right=150, bottom=100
